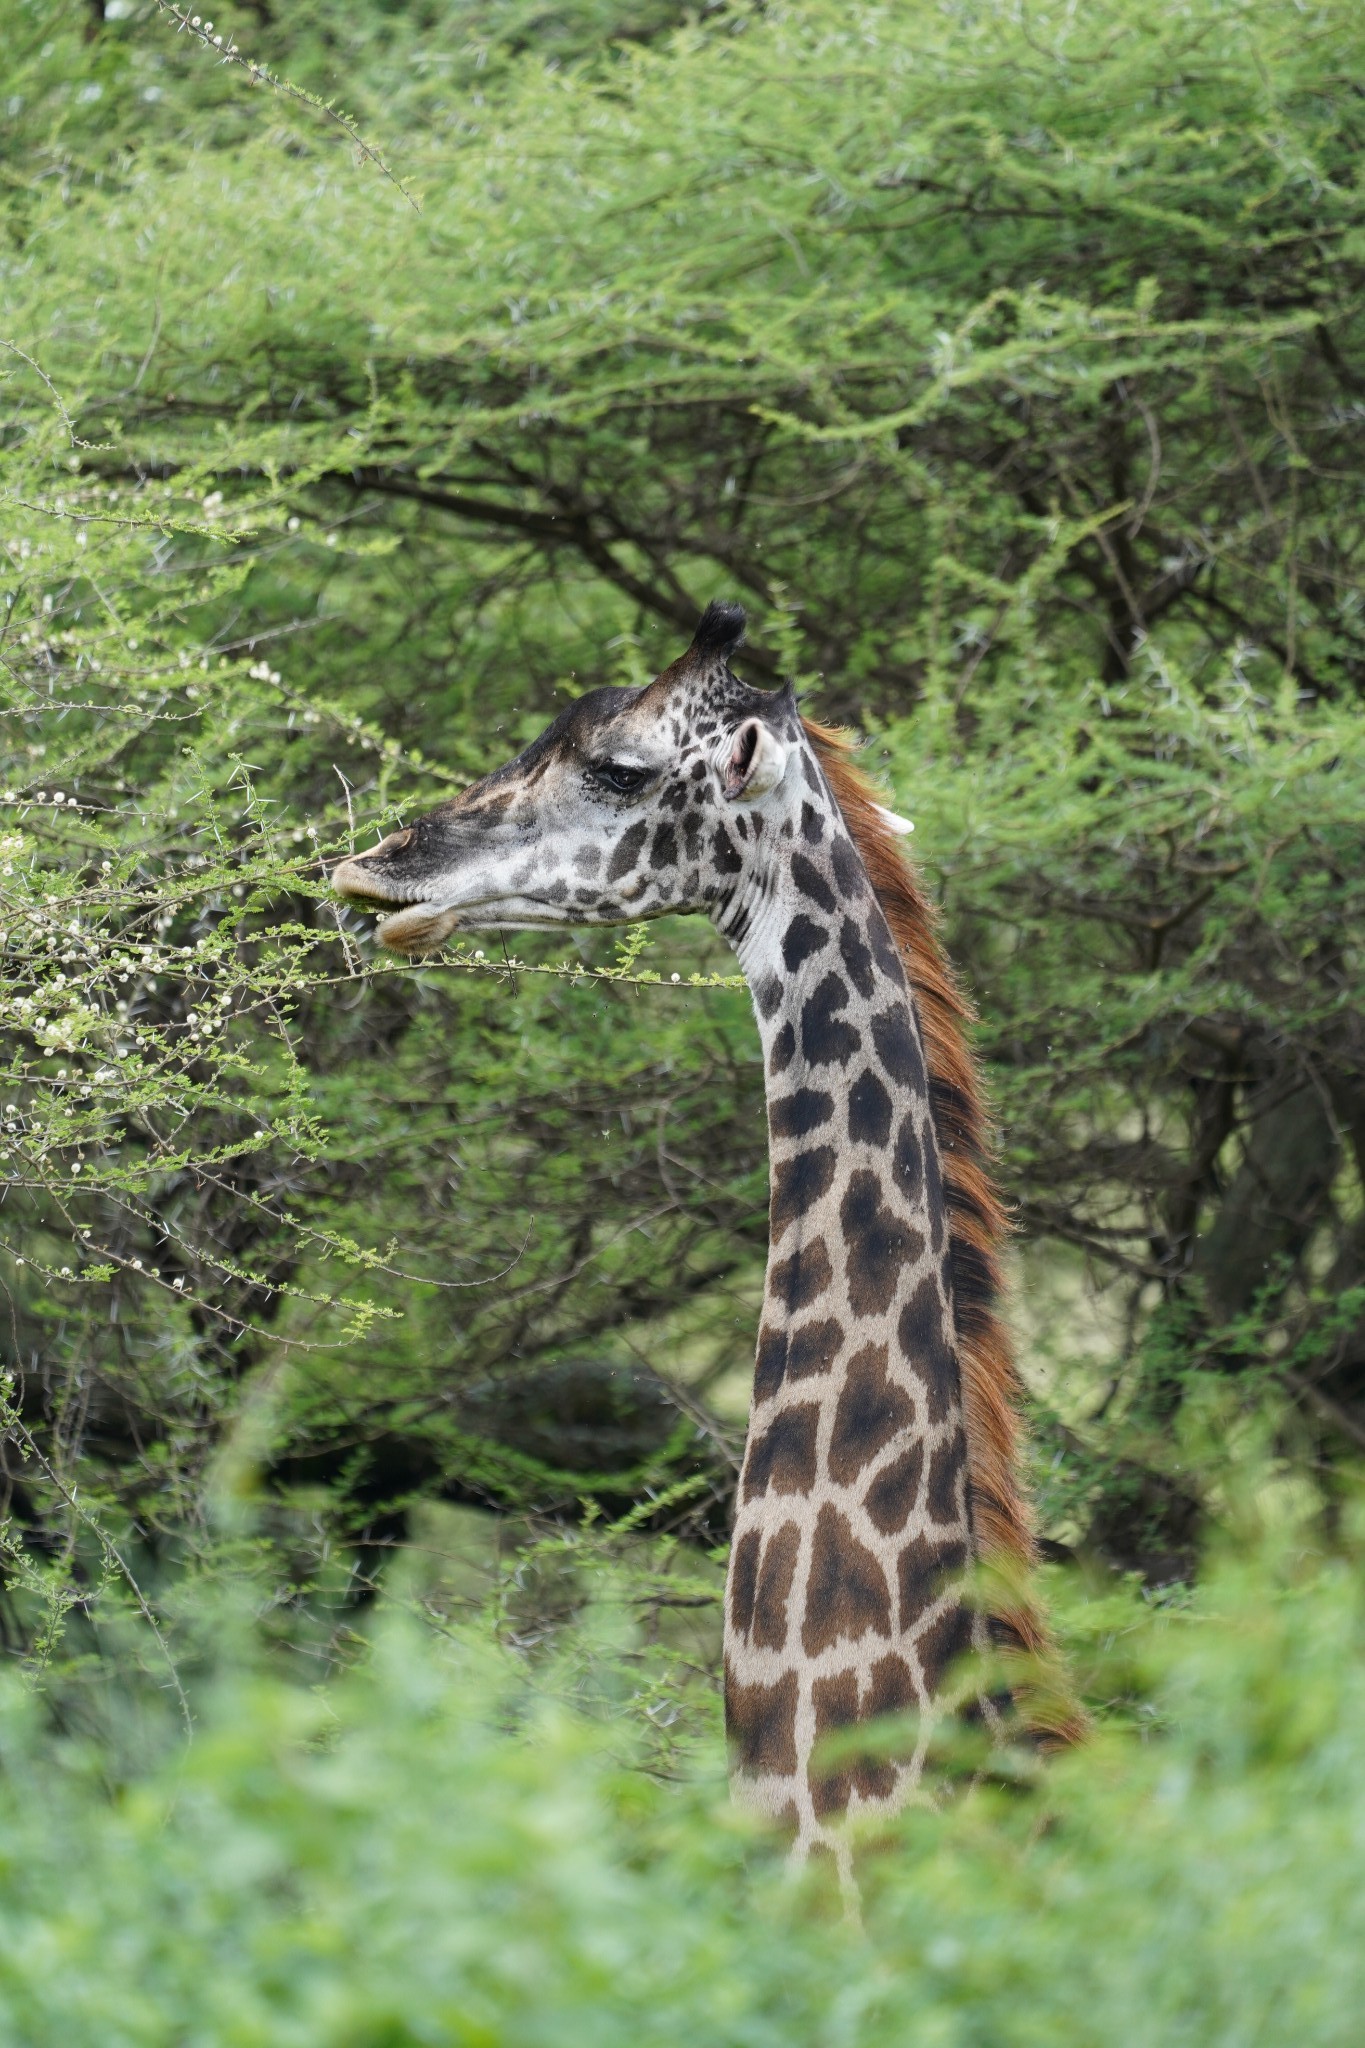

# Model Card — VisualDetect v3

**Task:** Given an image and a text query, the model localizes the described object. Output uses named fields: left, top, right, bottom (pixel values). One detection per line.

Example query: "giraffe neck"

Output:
left=716, top=746, right=975, bottom=1860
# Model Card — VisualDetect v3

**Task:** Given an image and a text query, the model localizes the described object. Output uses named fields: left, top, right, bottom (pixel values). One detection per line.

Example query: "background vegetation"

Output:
left=1, top=0, right=1362, bottom=2032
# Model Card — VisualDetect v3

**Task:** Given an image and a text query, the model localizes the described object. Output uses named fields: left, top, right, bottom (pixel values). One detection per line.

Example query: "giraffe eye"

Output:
left=591, top=761, right=654, bottom=796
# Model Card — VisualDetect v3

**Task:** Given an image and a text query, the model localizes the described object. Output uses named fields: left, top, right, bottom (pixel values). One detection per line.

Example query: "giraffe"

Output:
left=332, top=601, right=1075, bottom=1864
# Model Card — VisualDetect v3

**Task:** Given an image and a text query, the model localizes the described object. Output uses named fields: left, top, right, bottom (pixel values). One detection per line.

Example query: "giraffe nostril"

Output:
left=361, top=828, right=413, bottom=861
left=332, top=825, right=419, bottom=905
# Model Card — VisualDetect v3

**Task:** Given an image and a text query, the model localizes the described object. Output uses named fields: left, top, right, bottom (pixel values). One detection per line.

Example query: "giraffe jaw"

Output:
left=332, top=858, right=614, bottom=956
left=370, top=898, right=650, bottom=953
left=371, top=902, right=463, bottom=956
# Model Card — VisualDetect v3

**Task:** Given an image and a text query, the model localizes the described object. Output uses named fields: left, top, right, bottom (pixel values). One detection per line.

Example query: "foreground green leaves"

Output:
left=0, top=1526, right=1360, bottom=2045
left=2, top=0, right=1364, bottom=1737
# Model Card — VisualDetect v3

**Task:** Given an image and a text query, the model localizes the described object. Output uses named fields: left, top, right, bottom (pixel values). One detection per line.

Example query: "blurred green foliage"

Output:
left=0, top=1514, right=1361, bottom=2043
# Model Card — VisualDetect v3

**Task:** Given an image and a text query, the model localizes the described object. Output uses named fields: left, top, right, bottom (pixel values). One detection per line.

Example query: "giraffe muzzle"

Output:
left=333, top=834, right=463, bottom=955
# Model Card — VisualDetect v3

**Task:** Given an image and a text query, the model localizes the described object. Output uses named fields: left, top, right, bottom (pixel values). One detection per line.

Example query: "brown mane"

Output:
left=804, top=718, right=1080, bottom=1738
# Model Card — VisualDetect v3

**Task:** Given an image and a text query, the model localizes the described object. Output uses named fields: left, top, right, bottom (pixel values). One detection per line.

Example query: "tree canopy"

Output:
left=4, top=0, right=1361, bottom=1578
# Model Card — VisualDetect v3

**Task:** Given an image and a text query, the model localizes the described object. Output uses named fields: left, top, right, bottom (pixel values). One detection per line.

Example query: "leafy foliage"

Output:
left=0, top=1521, right=1361, bottom=2043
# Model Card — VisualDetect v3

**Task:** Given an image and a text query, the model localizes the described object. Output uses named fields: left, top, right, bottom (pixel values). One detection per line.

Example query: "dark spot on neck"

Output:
left=781, top=912, right=827, bottom=974
left=892, top=1113, right=923, bottom=1202
left=849, top=1069, right=894, bottom=1148
left=801, top=973, right=862, bottom=1067
left=915, top=1601, right=973, bottom=1696
left=769, top=1020, right=796, bottom=1074
left=867, top=904, right=903, bottom=980
left=743, top=1404, right=820, bottom=1502
left=730, top=1528, right=760, bottom=1634
left=750, top=1524, right=800, bottom=1650
left=712, top=825, right=744, bottom=875
left=801, top=1504, right=892, bottom=1657
left=726, top=1669, right=798, bottom=1778
left=864, top=1443, right=926, bottom=1535
left=827, top=1342, right=915, bottom=1486
left=870, top=1003, right=927, bottom=1093
left=831, top=835, right=865, bottom=899
left=841, top=1168, right=925, bottom=1316
left=838, top=916, right=876, bottom=999
left=897, top=1278, right=959, bottom=1422
left=898, top=1536, right=968, bottom=1638
left=791, top=852, right=837, bottom=914
left=770, top=1144, right=838, bottom=1237
left=787, top=1314, right=844, bottom=1379
left=754, top=1323, right=789, bottom=1402
left=754, top=972, right=782, bottom=1020
left=925, top=1433, right=966, bottom=1524
left=769, top=1086, right=836, bottom=1140
left=768, top=1235, right=833, bottom=1314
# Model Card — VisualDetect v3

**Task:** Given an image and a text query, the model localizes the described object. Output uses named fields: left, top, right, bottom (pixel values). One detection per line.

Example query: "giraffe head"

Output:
left=332, top=602, right=805, bottom=955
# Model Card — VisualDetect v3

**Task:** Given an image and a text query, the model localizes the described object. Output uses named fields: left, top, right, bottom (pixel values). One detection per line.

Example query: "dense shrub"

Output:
left=0, top=1522, right=1359, bottom=2045
left=0, top=0, right=1362, bottom=2030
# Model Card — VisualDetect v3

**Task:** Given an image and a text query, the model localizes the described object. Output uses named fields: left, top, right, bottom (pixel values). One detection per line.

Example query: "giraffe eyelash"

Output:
left=590, top=761, right=655, bottom=796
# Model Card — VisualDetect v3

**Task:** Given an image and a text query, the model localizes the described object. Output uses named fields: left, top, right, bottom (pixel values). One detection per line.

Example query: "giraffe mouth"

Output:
left=331, top=856, right=461, bottom=956
left=333, top=857, right=608, bottom=952
left=370, top=902, right=462, bottom=956
left=361, top=898, right=592, bottom=952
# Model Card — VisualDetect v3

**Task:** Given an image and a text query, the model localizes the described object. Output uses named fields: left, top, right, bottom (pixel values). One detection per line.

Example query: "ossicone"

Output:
left=689, top=599, right=747, bottom=663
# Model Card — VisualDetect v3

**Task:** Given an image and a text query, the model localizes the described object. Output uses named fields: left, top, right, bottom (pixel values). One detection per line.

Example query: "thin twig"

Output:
left=1285, top=1369, right=1365, bottom=1455
left=0, top=341, right=108, bottom=449
left=2, top=1408, right=193, bottom=1736
left=149, top=3, right=420, bottom=212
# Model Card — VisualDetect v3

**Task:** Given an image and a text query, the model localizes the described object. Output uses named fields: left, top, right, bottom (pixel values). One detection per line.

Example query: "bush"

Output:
left=0, top=1519, right=1359, bottom=2045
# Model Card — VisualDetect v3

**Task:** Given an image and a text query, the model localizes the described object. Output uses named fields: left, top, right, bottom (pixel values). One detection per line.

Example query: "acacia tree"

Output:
left=1, top=0, right=1362, bottom=1652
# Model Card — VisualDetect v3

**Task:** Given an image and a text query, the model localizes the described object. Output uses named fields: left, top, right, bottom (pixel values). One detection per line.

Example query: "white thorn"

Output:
left=872, top=802, right=914, bottom=835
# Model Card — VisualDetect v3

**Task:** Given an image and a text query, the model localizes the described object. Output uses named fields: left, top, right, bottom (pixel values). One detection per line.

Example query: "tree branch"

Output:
left=345, top=469, right=781, bottom=676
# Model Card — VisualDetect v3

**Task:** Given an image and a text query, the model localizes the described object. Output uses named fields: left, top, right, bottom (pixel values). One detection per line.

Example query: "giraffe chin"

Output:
left=374, top=903, right=461, bottom=956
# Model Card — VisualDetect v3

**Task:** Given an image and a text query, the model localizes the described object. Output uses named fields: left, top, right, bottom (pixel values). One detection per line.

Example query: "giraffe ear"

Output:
left=723, top=717, right=791, bottom=802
